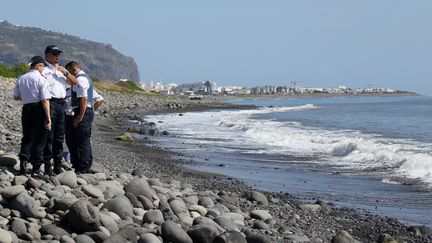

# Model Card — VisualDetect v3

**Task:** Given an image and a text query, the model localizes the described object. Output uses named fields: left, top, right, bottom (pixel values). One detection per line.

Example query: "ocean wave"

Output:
left=147, top=105, right=432, bottom=186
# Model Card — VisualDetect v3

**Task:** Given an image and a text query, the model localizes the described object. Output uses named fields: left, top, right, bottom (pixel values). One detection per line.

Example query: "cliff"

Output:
left=0, top=21, right=140, bottom=82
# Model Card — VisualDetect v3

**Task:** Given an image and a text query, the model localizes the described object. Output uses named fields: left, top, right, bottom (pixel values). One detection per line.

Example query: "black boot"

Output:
left=53, top=160, right=62, bottom=175
left=19, top=160, right=28, bottom=175
left=44, top=161, right=53, bottom=176
left=31, top=163, right=42, bottom=177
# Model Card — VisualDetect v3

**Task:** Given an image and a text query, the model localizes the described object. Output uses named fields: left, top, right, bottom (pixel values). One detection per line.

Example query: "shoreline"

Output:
left=0, top=76, right=430, bottom=242
left=93, top=93, right=428, bottom=242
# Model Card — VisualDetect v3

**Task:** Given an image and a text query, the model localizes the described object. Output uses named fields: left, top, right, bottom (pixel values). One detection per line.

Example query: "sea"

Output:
left=144, top=96, right=432, bottom=226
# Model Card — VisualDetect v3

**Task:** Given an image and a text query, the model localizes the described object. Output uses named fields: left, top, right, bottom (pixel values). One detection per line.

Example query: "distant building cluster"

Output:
left=140, top=80, right=400, bottom=96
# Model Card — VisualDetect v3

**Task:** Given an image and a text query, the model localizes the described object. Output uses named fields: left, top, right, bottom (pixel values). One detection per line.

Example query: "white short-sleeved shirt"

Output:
left=42, top=63, right=69, bottom=99
left=73, top=71, right=90, bottom=99
left=14, top=70, right=51, bottom=104
left=93, top=90, right=104, bottom=102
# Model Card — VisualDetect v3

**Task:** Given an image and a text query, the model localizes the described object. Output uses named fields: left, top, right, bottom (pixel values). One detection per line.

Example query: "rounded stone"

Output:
left=103, top=227, right=137, bottom=243
left=40, top=224, right=70, bottom=240
left=139, top=233, right=162, bottom=243
left=66, top=199, right=101, bottom=233
left=74, top=234, right=96, bottom=243
left=214, top=217, right=239, bottom=232
left=99, top=213, right=119, bottom=234
left=198, top=197, right=214, bottom=208
left=102, top=196, right=134, bottom=220
left=124, top=178, right=155, bottom=199
left=161, top=221, right=193, bottom=243
left=56, top=171, right=78, bottom=189
left=169, top=199, right=189, bottom=216
left=244, top=191, right=268, bottom=205
left=83, top=185, right=105, bottom=202
left=1, top=185, right=25, bottom=199
left=0, top=228, right=12, bottom=243
left=143, top=210, right=164, bottom=225
left=187, top=224, right=222, bottom=243
left=213, top=231, right=247, bottom=243
left=250, top=210, right=273, bottom=221
left=0, top=153, right=18, bottom=167
left=8, top=191, right=46, bottom=219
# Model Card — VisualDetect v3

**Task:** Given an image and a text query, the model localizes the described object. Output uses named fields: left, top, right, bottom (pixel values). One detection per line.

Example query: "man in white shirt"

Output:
left=13, top=56, right=52, bottom=176
left=64, top=89, right=103, bottom=174
left=64, top=61, right=94, bottom=174
left=43, top=45, right=77, bottom=175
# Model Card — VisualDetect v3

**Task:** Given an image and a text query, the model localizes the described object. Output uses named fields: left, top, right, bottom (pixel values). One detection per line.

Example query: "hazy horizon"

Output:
left=1, top=1, right=431, bottom=94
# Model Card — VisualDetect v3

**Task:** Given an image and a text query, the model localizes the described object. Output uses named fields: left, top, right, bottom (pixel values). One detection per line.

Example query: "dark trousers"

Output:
left=65, top=108, right=94, bottom=171
left=19, top=102, right=49, bottom=165
left=44, top=101, right=66, bottom=163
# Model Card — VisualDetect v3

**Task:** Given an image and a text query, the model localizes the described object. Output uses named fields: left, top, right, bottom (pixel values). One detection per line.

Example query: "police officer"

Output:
left=43, top=45, right=77, bottom=175
left=13, top=56, right=52, bottom=176
left=64, top=88, right=103, bottom=174
left=65, top=61, right=94, bottom=173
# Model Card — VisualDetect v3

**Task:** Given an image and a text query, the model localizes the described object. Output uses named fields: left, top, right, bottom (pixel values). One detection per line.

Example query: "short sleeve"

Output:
left=39, top=78, right=51, bottom=100
left=93, top=90, right=104, bottom=101
left=13, top=79, right=21, bottom=98
left=76, top=76, right=90, bottom=97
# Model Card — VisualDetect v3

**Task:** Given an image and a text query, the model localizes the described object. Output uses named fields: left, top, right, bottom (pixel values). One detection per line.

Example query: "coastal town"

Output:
left=140, top=79, right=409, bottom=96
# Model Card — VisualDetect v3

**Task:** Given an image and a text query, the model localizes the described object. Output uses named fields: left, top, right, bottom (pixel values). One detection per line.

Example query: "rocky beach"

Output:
left=0, top=76, right=431, bottom=243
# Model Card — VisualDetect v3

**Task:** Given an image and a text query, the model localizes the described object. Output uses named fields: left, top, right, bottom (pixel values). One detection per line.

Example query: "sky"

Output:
left=1, top=1, right=431, bottom=94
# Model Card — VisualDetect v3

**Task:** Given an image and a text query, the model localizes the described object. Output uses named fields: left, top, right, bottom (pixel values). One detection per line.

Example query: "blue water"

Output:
left=232, top=96, right=432, bottom=143
left=145, top=96, right=432, bottom=225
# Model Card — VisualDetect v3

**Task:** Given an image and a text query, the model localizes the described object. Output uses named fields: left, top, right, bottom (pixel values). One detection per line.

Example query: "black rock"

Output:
left=66, top=200, right=101, bottom=233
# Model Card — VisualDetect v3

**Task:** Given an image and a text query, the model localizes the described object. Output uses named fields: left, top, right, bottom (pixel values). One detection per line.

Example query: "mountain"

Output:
left=0, top=20, right=140, bottom=82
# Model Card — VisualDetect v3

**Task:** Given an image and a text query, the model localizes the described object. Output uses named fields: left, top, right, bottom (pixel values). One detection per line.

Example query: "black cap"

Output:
left=28, top=56, right=46, bottom=66
left=45, top=45, right=63, bottom=55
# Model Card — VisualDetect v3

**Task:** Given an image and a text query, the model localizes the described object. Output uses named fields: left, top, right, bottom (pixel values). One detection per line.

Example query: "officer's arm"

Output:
left=65, top=72, right=78, bottom=85
left=94, top=99, right=104, bottom=110
left=77, top=96, right=88, bottom=121
left=41, top=99, right=51, bottom=131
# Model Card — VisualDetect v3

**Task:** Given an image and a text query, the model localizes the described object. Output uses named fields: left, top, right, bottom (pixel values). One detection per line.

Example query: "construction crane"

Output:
left=291, top=80, right=305, bottom=93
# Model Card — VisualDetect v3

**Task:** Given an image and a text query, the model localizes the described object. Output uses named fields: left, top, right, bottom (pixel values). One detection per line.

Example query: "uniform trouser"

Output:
left=44, top=101, right=66, bottom=163
left=65, top=108, right=94, bottom=171
left=19, top=102, right=48, bottom=166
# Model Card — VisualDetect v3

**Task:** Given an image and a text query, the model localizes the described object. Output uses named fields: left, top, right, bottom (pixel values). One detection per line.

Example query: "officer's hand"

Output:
left=57, top=66, right=66, bottom=73
left=45, top=120, right=51, bottom=131
left=73, top=116, right=83, bottom=128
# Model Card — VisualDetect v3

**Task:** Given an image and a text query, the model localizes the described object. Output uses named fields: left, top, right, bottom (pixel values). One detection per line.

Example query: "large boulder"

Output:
left=1, top=185, right=25, bottom=199
left=102, top=196, right=134, bottom=219
left=124, top=178, right=155, bottom=199
left=55, top=171, right=78, bottom=189
left=66, top=200, right=101, bottom=233
left=143, top=210, right=164, bottom=225
left=161, top=221, right=193, bottom=243
left=244, top=191, right=268, bottom=205
left=99, top=213, right=119, bottom=234
left=214, top=217, right=239, bottom=232
left=187, top=224, right=222, bottom=243
left=0, top=228, right=12, bottom=243
left=250, top=210, right=272, bottom=221
left=74, top=234, right=96, bottom=243
left=104, top=227, right=137, bottom=243
left=331, top=230, right=361, bottom=243
left=213, top=231, right=247, bottom=243
left=82, top=185, right=105, bottom=202
left=0, top=153, right=18, bottom=167
left=8, top=191, right=46, bottom=219
left=40, top=224, right=70, bottom=240
left=139, top=233, right=162, bottom=243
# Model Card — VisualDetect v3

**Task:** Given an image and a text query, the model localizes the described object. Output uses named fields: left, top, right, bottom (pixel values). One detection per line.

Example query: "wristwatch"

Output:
left=64, top=70, right=70, bottom=77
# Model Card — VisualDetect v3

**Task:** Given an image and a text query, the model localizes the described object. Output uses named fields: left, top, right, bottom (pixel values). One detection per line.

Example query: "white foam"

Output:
left=148, top=104, right=432, bottom=186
